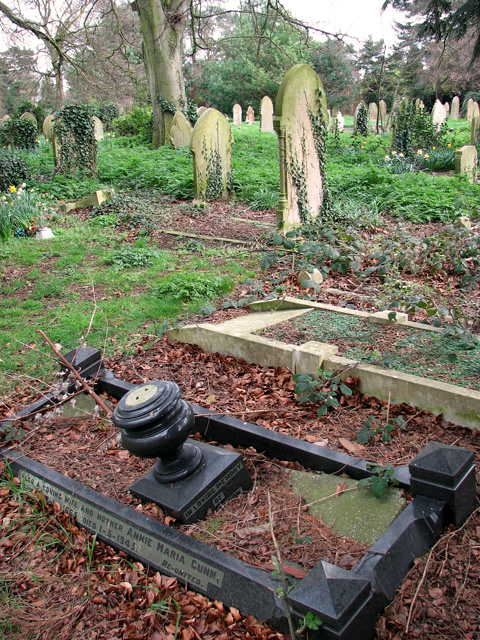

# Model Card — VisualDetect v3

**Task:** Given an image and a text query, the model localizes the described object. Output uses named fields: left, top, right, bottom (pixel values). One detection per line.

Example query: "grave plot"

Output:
left=1, top=346, right=477, bottom=640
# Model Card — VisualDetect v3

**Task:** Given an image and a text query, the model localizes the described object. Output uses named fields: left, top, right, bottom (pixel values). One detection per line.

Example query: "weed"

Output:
left=155, top=272, right=234, bottom=301
left=358, top=464, right=399, bottom=499
left=104, top=247, right=160, bottom=271
left=357, top=414, right=407, bottom=444
left=293, top=370, right=353, bottom=417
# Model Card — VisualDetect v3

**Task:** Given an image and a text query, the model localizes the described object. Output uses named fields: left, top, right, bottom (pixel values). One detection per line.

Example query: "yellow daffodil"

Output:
left=424, top=153, right=430, bottom=158
left=8, top=185, right=16, bottom=193
left=385, top=155, right=390, bottom=161
left=392, top=150, right=397, bottom=155
left=417, top=149, right=423, bottom=155
left=447, top=143, right=452, bottom=147
left=399, top=152, right=404, bottom=157
left=432, top=146, right=436, bottom=150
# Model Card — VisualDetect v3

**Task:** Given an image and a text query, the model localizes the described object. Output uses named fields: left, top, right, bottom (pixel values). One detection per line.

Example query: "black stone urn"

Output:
left=113, top=380, right=204, bottom=483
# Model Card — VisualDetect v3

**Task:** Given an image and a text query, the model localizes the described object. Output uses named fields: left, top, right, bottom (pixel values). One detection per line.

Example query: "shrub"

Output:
left=0, top=153, right=30, bottom=192
left=14, top=100, right=46, bottom=126
left=155, top=272, right=234, bottom=301
left=0, top=118, right=37, bottom=150
left=97, top=103, right=120, bottom=130
left=112, top=106, right=153, bottom=140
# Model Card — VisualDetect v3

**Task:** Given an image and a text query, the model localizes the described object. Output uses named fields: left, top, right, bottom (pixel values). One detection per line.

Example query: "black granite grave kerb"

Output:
left=1, top=354, right=477, bottom=640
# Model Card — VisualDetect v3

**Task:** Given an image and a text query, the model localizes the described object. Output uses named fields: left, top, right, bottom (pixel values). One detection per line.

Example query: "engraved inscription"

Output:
left=183, top=461, right=244, bottom=520
left=20, top=470, right=224, bottom=590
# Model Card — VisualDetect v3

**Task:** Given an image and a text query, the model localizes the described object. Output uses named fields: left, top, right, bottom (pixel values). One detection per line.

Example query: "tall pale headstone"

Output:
left=379, top=99, right=387, bottom=126
left=170, top=111, right=192, bottom=148
left=368, top=102, right=378, bottom=122
left=190, top=109, right=232, bottom=201
left=42, top=115, right=54, bottom=140
left=474, top=102, right=480, bottom=118
left=260, top=96, right=274, bottom=132
left=20, top=112, right=37, bottom=129
left=232, top=104, right=242, bottom=125
left=467, top=98, right=474, bottom=121
left=451, top=96, right=460, bottom=120
left=92, top=116, right=104, bottom=141
left=336, top=110, right=344, bottom=132
left=246, top=106, right=255, bottom=124
left=431, top=100, right=447, bottom=130
left=197, top=106, right=208, bottom=117
left=455, top=145, right=478, bottom=183
left=273, top=64, right=328, bottom=229
left=445, top=102, right=450, bottom=115
left=471, top=116, right=480, bottom=146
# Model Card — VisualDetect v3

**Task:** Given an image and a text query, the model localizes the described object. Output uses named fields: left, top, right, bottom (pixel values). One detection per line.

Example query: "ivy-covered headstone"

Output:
left=20, top=112, right=38, bottom=130
left=273, top=64, right=329, bottom=229
left=53, top=104, right=97, bottom=176
left=190, top=109, right=232, bottom=201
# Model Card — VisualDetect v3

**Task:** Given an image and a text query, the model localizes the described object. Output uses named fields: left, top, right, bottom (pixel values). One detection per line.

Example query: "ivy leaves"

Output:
left=54, top=104, right=97, bottom=177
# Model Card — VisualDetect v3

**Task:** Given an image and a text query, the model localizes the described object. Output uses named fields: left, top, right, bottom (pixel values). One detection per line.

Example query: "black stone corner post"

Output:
left=409, top=440, right=477, bottom=528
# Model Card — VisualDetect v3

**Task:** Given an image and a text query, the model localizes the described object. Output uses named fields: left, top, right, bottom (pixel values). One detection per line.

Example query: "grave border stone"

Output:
left=1, top=352, right=476, bottom=640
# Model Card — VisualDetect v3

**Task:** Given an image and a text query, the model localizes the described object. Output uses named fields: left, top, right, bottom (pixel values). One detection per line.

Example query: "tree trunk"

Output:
left=134, top=0, right=187, bottom=147
left=48, top=44, right=65, bottom=110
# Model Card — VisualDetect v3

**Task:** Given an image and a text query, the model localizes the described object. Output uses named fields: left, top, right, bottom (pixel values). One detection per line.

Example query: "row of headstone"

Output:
left=232, top=98, right=274, bottom=131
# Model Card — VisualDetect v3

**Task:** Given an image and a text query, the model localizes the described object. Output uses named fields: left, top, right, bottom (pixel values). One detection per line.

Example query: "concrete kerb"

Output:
left=60, top=188, right=115, bottom=212
left=168, top=297, right=480, bottom=430
left=2, top=357, right=477, bottom=640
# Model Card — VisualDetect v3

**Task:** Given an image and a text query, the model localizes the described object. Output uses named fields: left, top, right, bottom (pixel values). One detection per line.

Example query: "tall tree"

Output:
left=309, top=39, right=360, bottom=113
left=0, top=46, right=38, bottom=114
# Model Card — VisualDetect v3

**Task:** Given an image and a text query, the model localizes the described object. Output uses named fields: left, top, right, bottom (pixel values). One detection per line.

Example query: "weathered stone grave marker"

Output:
left=471, top=115, right=480, bottom=146
left=451, top=95, right=460, bottom=119
left=92, top=115, right=104, bottom=141
left=232, top=103, right=242, bottom=125
left=190, top=108, right=232, bottom=201
left=197, top=106, right=208, bottom=117
left=20, top=111, right=37, bottom=129
left=379, top=99, right=387, bottom=127
left=42, top=115, right=54, bottom=140
left=170, top=111, right=192, bottom=148
left=431, top=99, right=447, bottom=129
left=259, top=96, right=273, bottom=132
left=246, top=105, right=255, bottom=124
left=455, top=145, right=478, bottom=182
left=273, top=64, right=328, bottom=229
left=467, top=98, right=474, bottom=121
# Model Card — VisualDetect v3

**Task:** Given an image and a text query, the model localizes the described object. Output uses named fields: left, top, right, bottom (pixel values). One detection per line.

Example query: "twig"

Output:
left=36, top=330, right=112, bottom=416
left=301, top=486, right=358, bottom=510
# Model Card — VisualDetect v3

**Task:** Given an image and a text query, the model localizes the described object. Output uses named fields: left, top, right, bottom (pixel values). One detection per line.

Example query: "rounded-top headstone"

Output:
left=1, top=114, right=10, bottom=125
left=92, top=115, right=104, bottom=140
left=197, top=106, right=208, bottom=116
left=260, top=96, right=273, bottom=132
left=42, top=114, right=54, bottom=140
left=450, top=96, right=460, bottom=120
left=20, top=112, right=37, bottom=129
left=232, top=103, right=242, bottom=125
left=431, top=99, right=447, bottom=129
left=246, top=105, right=255, bottom=124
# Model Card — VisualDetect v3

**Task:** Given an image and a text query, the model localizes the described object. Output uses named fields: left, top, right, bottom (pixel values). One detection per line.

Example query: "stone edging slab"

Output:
left=168, top=297, right=480, bottom=430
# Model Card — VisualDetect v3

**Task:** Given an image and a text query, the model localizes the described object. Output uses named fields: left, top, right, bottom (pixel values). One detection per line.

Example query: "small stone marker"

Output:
left=297, top=268, right=323, bottom=286
left=368, top=102, right=378, bottom=122
left=20, top=112, right=37, bottom=129
left=471, top=116, right=480, bottom=145
left=92, top=116, right=104, bottom=140
left=455, top=145, right=478, bottom=182
left=170, top=111, right=192, bottom=148
left=467, top=98, right=474, bottom=121
left=232, top=103, right=242, bottom=125
left=450, top=96, right=460, bottom=119
left=190, top=108, right=232, bottom=201
left=431, top=99, right=447, bottom=129
left=42, top=115, right=54, bottom=140
left=259, top=96, right=273, bottom=132
left=1, top=114, right=10, bottom=125
left=246, top=105, right=255, bottom=124
left=197, top=106, right=208, bottom=117
left=273, top=64, right=328, bottom=229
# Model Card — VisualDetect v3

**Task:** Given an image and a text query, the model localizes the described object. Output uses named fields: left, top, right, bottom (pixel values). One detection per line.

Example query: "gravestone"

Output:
left=273, top=64, right=328, bottom=230
left=379, top=99, right=387, bottom=126
left=92, top=116, right=104, bottom=141
left=353, top=103, right=362, bottom=132
left=445, top=101, right=450, bottom=114
left=336, top=110, right=344, bottom=132
left=170, top=111, right=192, bottom=148
left=471, top=116, right=480, bottom=146
left=197, top=106, right=208, bottom=117
left=451, top=96, right=460, bottom=119
left=474, top=102, right=480, bottom=118
left=415, top=98, right=425, bottom=112
left=232, top=103, right=242, bottom=125
left=0, top=114, right=10, bottom=125
left=190, top=108, right=232, bottom=201
left=467, top=98, right=474, bottom=121
left=368, top=102, right=378, bottom=122
left=42, top=115, right=54, bottom=140
left=246, top=105, right=255, bottom=124
left=260, top=96, right=274, bottom=132
left=455, top=145, right=478, bottom=183
left=431, top=100, right=447, bottom=130
left=20, top=112, right=37, bottom=129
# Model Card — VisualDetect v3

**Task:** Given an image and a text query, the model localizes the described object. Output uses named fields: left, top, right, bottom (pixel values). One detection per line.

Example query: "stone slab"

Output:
left=130, top=441, right=252, bottom=524
left=368, top=310, right=408, bottom=325
left=2, top=449, right=288, bottom=630
left=289, top=470, right=406, bottom=545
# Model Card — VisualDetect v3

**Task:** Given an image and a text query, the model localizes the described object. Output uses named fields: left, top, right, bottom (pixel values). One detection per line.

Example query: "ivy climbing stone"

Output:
left=53, top=104, right=97, bottom=176
left=273, top=64, right=329, bottom=230
left=190, top=109, right=232, bottom=201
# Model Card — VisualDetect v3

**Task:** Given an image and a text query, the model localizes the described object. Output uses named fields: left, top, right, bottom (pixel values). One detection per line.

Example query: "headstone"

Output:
left=42, top=115, right=54, bottom=140
left=353, top=103, right=362, bottom=132
left=336, top=110, right=344, bottom=132
left=20, top=112, right=37, bottom=129
left=451, top=96, right=460, bottom=119
left=190, top=108, right=232, bottom=201
left=197, top=106, right=208, bottom=117
left=259, top=96, right=273, bottom=132
left=455, top=145, right=478, bottom=183
left=474, top=102, right=480, bottom=118
left=92, top=115, right=104, bottom=141
left=431, top=100, right=447, bottom=130
left=445, top=101, right=450, bottom=114
left=1, top=114, right=10, bottom=125
left=246, top=106, right=255, bottom=124
left=273, top=64, right=328, bottom=229
left=415, top=99, right=425, bottom=112
left=467, top=98, right=474, bottom=121
left=379, top=99, right=387, bottom=126
left=471, top=116, right=480, bottom=146
left=232, top=103, right=242, bottom=125
left=368, top=102, right=378, bottom=122
left=170, top=111, right=192, bottom=148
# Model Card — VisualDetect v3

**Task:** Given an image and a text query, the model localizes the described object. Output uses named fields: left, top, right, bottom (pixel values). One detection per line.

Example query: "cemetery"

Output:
left=1, top=2, right=480, bottom=638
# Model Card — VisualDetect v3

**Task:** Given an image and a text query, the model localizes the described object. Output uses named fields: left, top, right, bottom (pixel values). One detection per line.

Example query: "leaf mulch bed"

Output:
left=2, top=335, right=480, bottom=639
